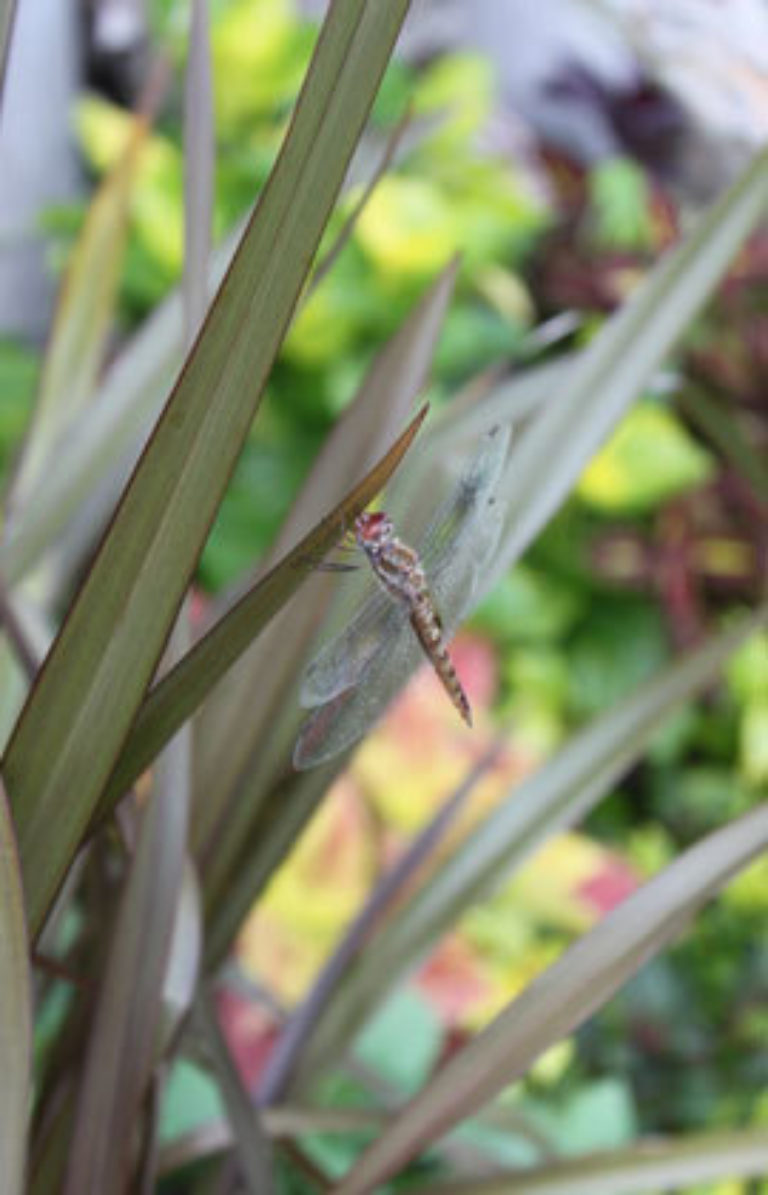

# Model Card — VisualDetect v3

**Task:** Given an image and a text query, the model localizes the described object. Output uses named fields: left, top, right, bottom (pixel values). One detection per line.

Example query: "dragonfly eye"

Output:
left=355, top=511, right=392, bottom=545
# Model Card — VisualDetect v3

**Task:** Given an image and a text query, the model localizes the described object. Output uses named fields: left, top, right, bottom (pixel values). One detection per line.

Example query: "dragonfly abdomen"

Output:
left=409, top=591, right=472, bottom=728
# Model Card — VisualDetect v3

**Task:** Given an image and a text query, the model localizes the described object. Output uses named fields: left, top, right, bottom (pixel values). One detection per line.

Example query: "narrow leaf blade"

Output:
left=336, top=804, right=768, bottom=1193
left=182, top=0, right=214, bottom=341
left=0, top=0, right=17, bottom=108
left=411, top=1128, right=768, bottom=1195
left=0, top=779, right=31, bottom=1195
left=63, top=754, right=188, bottom=1195
left=7, top=114, right=145, bottom=512
left=195, top=990, right=275, bottom=1194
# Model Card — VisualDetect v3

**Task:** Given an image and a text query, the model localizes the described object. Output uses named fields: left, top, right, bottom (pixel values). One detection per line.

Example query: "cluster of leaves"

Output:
left=221, top=103, right=768, bottom=1180
left=58, top=0, right=545, bottom=587
left=474, top=152, right=768, bottom=1144
left=0, top=1, right=766, bottom=1192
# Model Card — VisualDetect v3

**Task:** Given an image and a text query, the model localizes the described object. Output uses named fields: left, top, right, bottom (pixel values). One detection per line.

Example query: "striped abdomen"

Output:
left=409, top=590, right=472, bottom=727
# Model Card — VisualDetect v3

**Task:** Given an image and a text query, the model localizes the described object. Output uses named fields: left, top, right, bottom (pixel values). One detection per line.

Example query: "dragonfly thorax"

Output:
left=354, top=512, right=428, bottom=610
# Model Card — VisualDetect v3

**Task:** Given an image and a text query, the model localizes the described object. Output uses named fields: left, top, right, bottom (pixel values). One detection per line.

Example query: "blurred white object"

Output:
left=606, top=0, right=768, bottom=141
left=601, top=0, right=768, bottom=192
left=304, top=0, right=766, bottom=196
left=0, top=0, right=82, bottom=339
left=92, top=0, right=147, bottom=54
left=303, top=0, right=639, bottom=162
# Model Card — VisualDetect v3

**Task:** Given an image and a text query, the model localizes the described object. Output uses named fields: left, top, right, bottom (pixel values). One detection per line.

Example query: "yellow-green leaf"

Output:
left=578, top=402, right=715, bottom=513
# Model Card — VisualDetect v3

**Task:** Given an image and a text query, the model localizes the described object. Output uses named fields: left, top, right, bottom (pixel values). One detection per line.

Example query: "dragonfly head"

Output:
left=355, top=510, right=393, bottom=550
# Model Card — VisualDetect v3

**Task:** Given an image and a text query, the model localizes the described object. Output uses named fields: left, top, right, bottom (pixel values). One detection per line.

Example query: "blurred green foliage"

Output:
left=587, top=157, right=654, bottom=252
left=578, top=401, right=715, bottom=514
left=71, top=1, right=544, bottom=587
left=3, top=0, right=765, bottom=1184
left=0, top=340, right=39, bottom=478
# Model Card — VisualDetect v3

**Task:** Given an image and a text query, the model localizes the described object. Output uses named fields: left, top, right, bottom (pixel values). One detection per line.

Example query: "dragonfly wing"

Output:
left=421, top=427, right=508, bottom=582
left=294, top=686, right=368, bottom=769
left=299, top=588, right=407, bottom=708
left=294, top=612, right=424, bottom=769
left=425, top=431, right=509, bottom=630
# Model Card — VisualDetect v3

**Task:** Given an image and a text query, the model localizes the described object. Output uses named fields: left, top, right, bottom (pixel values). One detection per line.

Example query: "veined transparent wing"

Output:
left=300, top=589, right=407, bottom=708
left=294, top=426, right=509, bottom=769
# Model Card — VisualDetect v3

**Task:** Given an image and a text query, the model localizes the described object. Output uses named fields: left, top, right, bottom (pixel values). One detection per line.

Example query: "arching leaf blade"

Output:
left=410, top=1129, right=768, bottom=1195
left=335, top=803, right=768, bottom=1194
left=0, top=779, right=31, bottom=1195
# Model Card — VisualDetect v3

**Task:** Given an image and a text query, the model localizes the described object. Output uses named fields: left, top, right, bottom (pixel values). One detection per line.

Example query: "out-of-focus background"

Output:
left=1, top=0, right=766, bottom=1189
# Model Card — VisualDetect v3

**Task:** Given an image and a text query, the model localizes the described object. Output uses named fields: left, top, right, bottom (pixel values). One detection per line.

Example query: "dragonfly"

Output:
left=293, top=425, right=510, bottom=770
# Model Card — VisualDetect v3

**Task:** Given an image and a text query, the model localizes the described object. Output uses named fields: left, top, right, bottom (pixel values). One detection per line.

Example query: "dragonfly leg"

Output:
left=339, top=521, right=358, bottom=550
left=294, top=524, right=361, bottom=571
left=308, top=560, right=360, bottom=573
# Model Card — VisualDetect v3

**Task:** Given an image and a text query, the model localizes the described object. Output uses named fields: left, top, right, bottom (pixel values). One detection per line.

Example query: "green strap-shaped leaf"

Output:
left=194, top=989, right=275, bottom=1194
left=335, top=803, right=768, bottom=1194
left=0, top=0, right=17, bottom=107
left=63, top=745, right=189, bottom=1195
left=678, top=385, right=768, bottom=504
left=409, top=1129, right=768, bottom=1195
left=7, top=113, right=145, bottom=513
left=63, top=22, right=214, bottom=1185
left=28, top=1092, right=73, bottom=1195
left=182, top=0, right=214, bottom=343
left=0, top=779, right=31, bottom=1195
left=1, top=0, right=412, bottom=938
